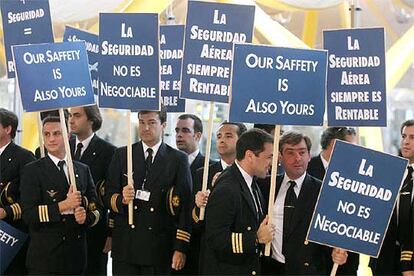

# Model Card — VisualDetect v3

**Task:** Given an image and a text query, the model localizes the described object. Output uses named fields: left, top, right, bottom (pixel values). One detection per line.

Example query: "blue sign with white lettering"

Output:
left=160, top=25, right=185, bottom=112
left=63, top=26, right=99, bottom=95
left=229, top=44, right=327, bottom=125
left=13, top=41, right=95, bottom=112
left=0, top=0, right=54, bottom=78
left=99, top=13, right=160, bottom=111
left=324, top=28, right=386, bottom=126
left=180, top=1, right=255, bottom=103
left=0, top=220, right=28, bottom=274
left=307, top=141, right=407, bottom=257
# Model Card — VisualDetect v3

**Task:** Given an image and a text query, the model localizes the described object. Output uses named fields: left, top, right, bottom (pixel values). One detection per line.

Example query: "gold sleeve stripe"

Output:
left=401, top=257, right=412, bottom=261
left=238, top=233, right=243, bottom=254
left=177, top=232, right=191, bottom=241
left=401, top=251, right=413, bottom=254
left=232, top=233, right=237, bottom=253
left=10, top=203, right=21, bottom=220
left=192, top=207, right=199, bottom=223
left=108, top=218, right=115, bottom=228
left=38, top=205, right=49, bottom=222
left=177, top=232, right=191, bottom=239
left=401, top=252, right=413, bottom=256
left=177, top=229, right=191, bottom=237
left=231, top=232, right=244, bottom=254
left=169, top=188, right=175, bottom=216
left=90, top=210, right=100, bottom=227
left=111, top=194, right=120, bottom=213
left=176, top=234, right=190, bottom=242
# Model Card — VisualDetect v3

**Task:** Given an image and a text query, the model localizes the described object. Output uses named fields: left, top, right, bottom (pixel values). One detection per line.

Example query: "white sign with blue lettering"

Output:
left=324, top=28, right=386, bottom=126
left=99, top=13, right=160, bottom=111
left=0, top=0, right=54, bottom=78
left=13, top=41, right=95, bottom=112
left=160, top=25, right=185, bottom=112
left=180, top=1, right=255, bottom=103
left=229, top=44, right=327, bottom=125
left=307, top=141, right=407, bottom=257
left=63, top=26, right=99, bottom=95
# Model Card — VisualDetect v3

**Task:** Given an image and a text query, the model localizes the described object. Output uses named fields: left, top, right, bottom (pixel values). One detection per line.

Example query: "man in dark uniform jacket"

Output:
left=203, top=129, right=274, bottom=275
left=260, top=131, right=347, bottom=275
left=105, top=109, right=192, bottom=275
left=174, top=114, right=209, bottom=274
left=193, top=122, right=246, bottom=273
left=20, top=116, right=100, bottom=275
left=0, top=108, right=36, bottom=275
left=69, top=105, right=116, bottom=275
left=371, top=120, right=414, bottom=275
left=306, top=127, right=358, bottom=274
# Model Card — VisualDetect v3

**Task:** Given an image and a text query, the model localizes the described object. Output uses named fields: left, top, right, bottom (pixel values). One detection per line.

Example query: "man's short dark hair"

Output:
left=320, top=127, right=356, bottom=150
left=40, top=109, right=69, bottom=121
left=0, top=108, right=18, bottom=139
left=236, top=128, right=273, bottom=161
left=138, top=107, right=167, bottom=124
left=42, top=116, right=69, bottom=132
left=221, top=122, right=247, bottom=137
left=178, top=114, right=203, bottom=134
left=400, top=120, right=414, bottom=134
left=83, top=105, right=103, bottom=132
left=279, top=131, right=312, bottom=153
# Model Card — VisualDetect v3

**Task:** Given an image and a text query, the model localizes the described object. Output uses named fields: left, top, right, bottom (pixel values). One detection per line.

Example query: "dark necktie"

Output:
left=74, top=143, right=83, bottom=161
left=398, top=166, right=413, bottom=240
left=58, top=160, right=69, bottom=185
left=251, top=180, right=264, bottom=220
left=283, top=180, right=297, bottom=255
left=145, top=148, right=153, bottom=172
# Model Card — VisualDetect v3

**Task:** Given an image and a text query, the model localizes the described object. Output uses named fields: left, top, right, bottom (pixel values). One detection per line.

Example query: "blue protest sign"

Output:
left=180, top=1, right=255, bottom=103
left=63, top=26, right=99, bottom=95
left=0, top=0, right=54, bottom=78
left=0, top=220, right=28, bottom=274
left=307, top=140, right=407, bottom=257
left=13, top=41, right=95, bottom=112
left=99, top=13, right=160, bottom=111
left=324, top=28, right=386, bottom=126
left=160, top=25, right=185, bottom=113
left=229, top=44, right=327, bottom=125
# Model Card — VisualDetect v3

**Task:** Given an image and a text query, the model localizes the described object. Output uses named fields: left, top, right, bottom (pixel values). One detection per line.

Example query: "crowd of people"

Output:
left=0, top=106, right=413, bottom=275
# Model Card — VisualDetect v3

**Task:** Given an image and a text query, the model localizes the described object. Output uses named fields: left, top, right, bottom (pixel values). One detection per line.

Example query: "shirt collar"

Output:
left=75, top=133, right=94, bottom=150
left=142, top=140, right=162, bottom=158
left=320, top=154, right=329, bottom=170
left=282, top=172, right=306, bottom=191
left=48, top=153, right=68, bottom=168
left=235, top=160, right=253, bottom=189
left=188, top=149, right=200, bottom=165
left=0, top=141, right=11, bottom=156
left=220, top=159, right=231, bottom=170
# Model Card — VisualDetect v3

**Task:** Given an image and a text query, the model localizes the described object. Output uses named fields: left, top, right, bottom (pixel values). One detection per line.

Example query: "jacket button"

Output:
left=131, top=224, right=135, bottom=229
left=148, top=226, right=152, bottom=230
left=252, top=271, right=256, bottom=275
left=134, top=206, right=138, bottom=210
left=77, top=235, right=81, bottom=238
left=62, top=236, right=66, bottom=241
left=247, top=226, right=251, bottom=231
left=150, top=207, right=154, bottom=212
left=53, top=199, right=56, bottom=202
left=62, top=218, right=66, bottom=222
left=304, top=240, right=309, bottom=245
left=304, top=262, right=309, bottom=266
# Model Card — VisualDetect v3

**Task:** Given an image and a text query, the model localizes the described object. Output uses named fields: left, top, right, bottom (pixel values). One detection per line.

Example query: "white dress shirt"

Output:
left=271, top=172, right=306, bottom=263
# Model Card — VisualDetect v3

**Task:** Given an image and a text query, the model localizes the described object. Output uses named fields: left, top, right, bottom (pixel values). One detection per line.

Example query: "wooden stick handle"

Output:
left=330, top=263, right=339, bottom=276
left=38, top=112, right=45, bottom=158
left=59, top=109, right=77, bottom=192
left=264, top=125, right=281, bottom=256
left=199, top=101, right=215, bottom=220
left=127, top=111, right=134, bottom=225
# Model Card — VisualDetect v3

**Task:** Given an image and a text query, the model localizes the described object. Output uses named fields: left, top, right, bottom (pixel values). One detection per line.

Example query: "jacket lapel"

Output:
left=231, top=164, right=258, bottom=223
left=0, top=142, right=15, bottom=177
left=145, top=142, right=166, bottom=186
left=80, top=135, right=99, bottom=163
left=43, top=156, right=70, bottom=190
left=132, top=142, right=146, bottom=189
left=287, top=174, right=315, bottom=237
